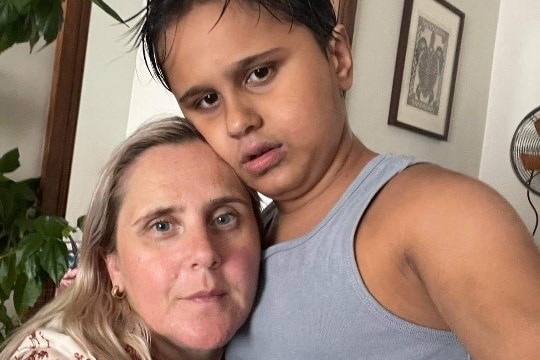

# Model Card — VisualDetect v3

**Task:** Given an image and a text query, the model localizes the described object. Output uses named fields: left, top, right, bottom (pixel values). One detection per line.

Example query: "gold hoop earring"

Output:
left=111, top=285, right=126, bottom=299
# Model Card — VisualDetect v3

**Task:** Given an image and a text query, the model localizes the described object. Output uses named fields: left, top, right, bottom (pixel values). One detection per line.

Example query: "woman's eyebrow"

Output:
left=206, top=196, right=251, bottom=210
left=132, top=206, right=183, bottom=227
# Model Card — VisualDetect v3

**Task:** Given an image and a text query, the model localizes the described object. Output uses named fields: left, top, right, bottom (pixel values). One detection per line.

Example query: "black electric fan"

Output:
left=510, top=105, right=540, bottom=234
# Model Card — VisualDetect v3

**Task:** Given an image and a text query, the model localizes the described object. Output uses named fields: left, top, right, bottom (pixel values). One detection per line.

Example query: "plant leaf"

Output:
left=13, top=178, right=39, bottom=203
left=13, top=0, right=32, bottom=12
left=22, top=254, right=38, bottom=279
left=0, top=186, right=16, bottom=224
left=34, top=216, right=68, bottom=238
left=12, top=273, right=41, bottom=316
left=27, top=13, right=39, bottom=51
left=0, top=23, right=15, bottom=54
left=0, top=252, right=18, bottom=297
left=0, top=12, right=32, bottom=53
left=39, top=237, right=68, bottom=284
left=0, top=0, right=18, bottom=25
left=0, top=148, right=20, bottom=174
left=91, top=0, right=125, bottom=24
left=77, top=215, right=86, bottom=230
left=33, top=0, right=63, bottom=44
left=16, top=233, right=45, bottom=265
left=0, top=302, right=16, bottom=342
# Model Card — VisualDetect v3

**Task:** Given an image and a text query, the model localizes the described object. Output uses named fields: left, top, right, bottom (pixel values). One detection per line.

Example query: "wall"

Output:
left=348, top=0, right=500, bottom=178
left=126, top=47, right=181, bottom=135
left=479, top=0, right=540, bottom=242
left=65, top=0, right=141, bottom=224
left=0, top=43, right=55, bottom=181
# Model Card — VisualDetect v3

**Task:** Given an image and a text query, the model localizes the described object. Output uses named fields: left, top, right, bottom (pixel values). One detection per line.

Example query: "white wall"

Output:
left=348, top=0, right=500, bottom=178
left=65, top=0, right=141, bottom=224
left=479, top=0, right=540, bottom=242
left=0, top=43, right=55, bottom=181
left=126, top=47, right=181, bottom=134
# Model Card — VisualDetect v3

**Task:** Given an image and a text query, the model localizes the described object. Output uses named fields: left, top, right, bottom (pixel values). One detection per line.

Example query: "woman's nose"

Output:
left=188, top=232, right=222, bottom=270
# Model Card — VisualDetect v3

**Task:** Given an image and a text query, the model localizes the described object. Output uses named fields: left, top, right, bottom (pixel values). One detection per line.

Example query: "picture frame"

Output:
left=388, top=0, right=464, bottom=140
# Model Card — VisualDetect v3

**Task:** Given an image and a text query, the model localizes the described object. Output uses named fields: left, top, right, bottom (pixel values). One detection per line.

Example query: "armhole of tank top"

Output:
left=345, top=157, right=466, bottom=344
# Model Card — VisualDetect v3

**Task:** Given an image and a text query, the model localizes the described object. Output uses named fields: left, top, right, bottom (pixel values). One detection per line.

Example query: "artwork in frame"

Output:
left=388, top=0, right=464, bottom=141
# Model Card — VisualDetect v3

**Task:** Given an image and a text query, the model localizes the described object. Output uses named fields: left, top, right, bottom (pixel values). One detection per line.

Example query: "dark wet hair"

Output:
left=134, top=0, right=337, bottom=89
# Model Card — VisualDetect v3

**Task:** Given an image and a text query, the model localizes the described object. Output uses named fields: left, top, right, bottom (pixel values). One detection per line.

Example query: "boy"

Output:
left=137, top=0, right=540, bottom=358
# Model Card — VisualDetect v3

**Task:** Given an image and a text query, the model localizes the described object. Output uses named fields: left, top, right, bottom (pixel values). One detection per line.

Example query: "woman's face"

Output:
left=106, top=141, right=260, bottom=358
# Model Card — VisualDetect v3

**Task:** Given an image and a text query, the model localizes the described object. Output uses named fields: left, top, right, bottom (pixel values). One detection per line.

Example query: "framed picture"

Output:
left=388, top=0, right=464, bottom=140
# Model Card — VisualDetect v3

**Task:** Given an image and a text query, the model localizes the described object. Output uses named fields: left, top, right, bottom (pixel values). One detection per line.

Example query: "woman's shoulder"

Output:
left=10, top=319, right=95, bottom=360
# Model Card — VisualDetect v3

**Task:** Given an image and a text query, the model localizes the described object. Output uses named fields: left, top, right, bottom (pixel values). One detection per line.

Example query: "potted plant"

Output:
left=0, top=148, right=83, bottom=343
left=0, top=0, right=123, bottom=53
left=0, top=0, right=121, bottom=343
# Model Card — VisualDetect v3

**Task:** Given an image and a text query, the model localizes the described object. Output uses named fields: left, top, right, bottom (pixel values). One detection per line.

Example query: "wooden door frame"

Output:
left=336, top=0, right=359, bottom=44
left=39, top=0, right=358, bottom=216
left=40, top=0, right=92, bottom=216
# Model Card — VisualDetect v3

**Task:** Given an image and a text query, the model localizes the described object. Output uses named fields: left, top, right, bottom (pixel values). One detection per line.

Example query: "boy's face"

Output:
left=162, top=0, right=353, bottom=200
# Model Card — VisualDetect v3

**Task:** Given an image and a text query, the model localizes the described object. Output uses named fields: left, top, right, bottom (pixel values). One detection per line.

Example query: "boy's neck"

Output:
left=267, top=133, right=376, bottom=245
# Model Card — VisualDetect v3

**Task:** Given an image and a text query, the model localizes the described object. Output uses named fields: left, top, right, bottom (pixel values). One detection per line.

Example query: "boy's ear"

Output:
left=327, top=24, right=353, bottom=92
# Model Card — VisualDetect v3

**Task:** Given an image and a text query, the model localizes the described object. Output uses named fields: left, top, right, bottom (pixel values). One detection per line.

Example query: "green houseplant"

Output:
left=0, top=0, right=123, bottom=53
left=0, top=0, right=122, bottom=342
left=0, top=0, right=122, bottom=345
left=0, top=149, right=81, bottom=343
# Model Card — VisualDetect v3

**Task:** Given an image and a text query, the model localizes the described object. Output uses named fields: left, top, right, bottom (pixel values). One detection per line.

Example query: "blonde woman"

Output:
left=0, top=116, right=262, bottom=360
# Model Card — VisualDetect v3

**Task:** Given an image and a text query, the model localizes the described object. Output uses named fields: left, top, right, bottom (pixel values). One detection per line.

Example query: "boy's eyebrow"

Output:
left=177, top=47, right=282, bottom=104
left=228, top=47, right=282, bottom=77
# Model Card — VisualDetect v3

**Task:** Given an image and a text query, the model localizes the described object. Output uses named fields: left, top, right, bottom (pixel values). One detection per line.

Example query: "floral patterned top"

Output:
left=9, top=318, right=95, bottom=360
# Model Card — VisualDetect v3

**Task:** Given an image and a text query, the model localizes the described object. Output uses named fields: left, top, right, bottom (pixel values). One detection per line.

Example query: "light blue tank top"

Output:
left=226, top=154, right=470, bottom=359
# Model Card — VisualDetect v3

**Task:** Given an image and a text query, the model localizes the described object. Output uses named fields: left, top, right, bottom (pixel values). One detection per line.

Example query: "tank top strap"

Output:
left=333, top=153, right=417, bottom=226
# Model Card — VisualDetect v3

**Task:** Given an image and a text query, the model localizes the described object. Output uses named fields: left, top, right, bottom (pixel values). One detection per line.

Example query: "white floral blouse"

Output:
left=9, top=319, right=95, bottom=360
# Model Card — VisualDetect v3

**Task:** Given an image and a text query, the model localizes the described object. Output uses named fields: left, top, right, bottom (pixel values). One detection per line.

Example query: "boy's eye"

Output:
left=246, top=66, right=272, bottom=84
left=198, top=93, right=220, bottom=109
left=152, top=220, right=172, bottom=232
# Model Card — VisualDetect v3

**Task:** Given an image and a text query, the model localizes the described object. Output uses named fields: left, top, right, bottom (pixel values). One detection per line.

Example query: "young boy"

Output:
left=137, top=1, right=540, bottom=358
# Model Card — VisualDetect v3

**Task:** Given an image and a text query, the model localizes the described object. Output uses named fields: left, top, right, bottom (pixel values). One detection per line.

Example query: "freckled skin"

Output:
left=106, top=142, right=260, bottom=359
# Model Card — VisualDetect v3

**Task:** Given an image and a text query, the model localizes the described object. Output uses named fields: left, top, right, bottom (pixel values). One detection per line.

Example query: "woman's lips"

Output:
left=184, top=289, right=225, bottom=303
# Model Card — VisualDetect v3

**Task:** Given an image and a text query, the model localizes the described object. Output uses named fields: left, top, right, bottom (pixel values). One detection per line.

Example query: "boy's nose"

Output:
left=225, top=99, right=262, bottom=138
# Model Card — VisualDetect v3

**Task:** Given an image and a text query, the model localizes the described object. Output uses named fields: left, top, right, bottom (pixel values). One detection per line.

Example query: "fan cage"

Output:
left=510, top=105, right=540, bottom=196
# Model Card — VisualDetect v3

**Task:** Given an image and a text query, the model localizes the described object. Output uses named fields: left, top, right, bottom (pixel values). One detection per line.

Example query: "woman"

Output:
left=0, top=117, right=262, bottom=360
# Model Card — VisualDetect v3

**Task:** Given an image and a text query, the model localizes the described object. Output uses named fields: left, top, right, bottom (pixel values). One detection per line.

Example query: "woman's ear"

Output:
left=105, top=253, right=123, bottom=288
left=327, top=24, right=353, bottom=92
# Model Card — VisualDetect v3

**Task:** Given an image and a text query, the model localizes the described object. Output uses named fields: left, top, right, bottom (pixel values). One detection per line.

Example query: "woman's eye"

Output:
left=246, top=66, right=272, bottom=84
left=213, top=213, right=237, bottom=228
left=152, top=220, right=172, bottom=233
left=197, top=93, right=220, bottom=109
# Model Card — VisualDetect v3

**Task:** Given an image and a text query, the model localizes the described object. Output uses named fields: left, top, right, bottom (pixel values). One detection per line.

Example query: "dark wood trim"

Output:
left=336, top=0, right=358, bottom=44
left=40, top=0, right=92, bottom=216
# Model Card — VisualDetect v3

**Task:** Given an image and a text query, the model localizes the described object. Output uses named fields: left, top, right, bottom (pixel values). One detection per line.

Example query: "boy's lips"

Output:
left=240, top=142, right=283, bottom=176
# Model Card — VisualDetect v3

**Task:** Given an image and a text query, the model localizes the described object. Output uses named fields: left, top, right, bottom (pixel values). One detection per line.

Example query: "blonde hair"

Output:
left=0, top=116, right=262, bottom=359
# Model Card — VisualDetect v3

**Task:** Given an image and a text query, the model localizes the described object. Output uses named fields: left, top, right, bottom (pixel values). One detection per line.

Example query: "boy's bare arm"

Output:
left=404, top=165, right=540, bottom=359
